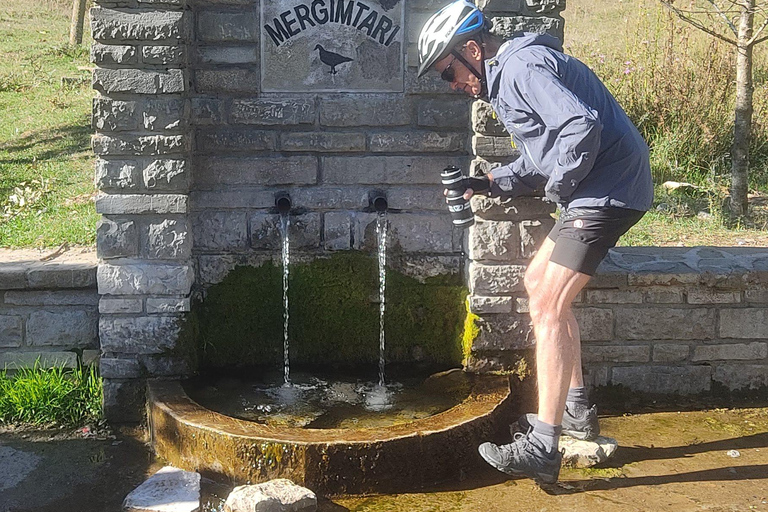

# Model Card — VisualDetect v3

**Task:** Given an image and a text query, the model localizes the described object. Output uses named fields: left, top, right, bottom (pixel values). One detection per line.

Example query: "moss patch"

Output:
left=193, top=252, right=467, bottom=370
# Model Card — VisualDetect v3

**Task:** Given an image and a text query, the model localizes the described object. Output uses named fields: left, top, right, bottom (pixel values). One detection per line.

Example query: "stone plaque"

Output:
left=261, top=0, right=404, bottom=92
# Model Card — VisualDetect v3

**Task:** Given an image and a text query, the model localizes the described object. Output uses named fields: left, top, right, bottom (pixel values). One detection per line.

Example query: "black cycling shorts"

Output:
left=547, top=207, right=646, bottom=276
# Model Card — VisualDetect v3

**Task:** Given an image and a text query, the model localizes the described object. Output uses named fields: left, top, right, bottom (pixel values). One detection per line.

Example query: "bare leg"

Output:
left=528, top=262, right=590, bottom=426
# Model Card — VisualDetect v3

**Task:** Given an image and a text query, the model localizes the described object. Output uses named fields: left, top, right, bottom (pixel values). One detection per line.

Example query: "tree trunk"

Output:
left=69, top=0, right=87, bottom=46
left=730, top=0, right=755, bottom=218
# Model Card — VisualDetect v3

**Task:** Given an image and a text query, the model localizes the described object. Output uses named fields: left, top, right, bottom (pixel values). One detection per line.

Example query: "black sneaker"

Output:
left=478, top=432, right=562, bottom=484
left=518, top=404, right=600, bottom=441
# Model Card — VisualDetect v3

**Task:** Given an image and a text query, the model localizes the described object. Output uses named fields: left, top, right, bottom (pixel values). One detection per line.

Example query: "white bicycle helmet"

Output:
left=417, top=0, right=487, bottom=77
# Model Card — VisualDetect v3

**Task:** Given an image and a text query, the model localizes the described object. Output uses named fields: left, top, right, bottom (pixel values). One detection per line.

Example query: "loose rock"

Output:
left=224, top=479, right=317, bottom=512
left=123, top=466, right=200, bottom=512
left=559, top=436, right=618, bottom=468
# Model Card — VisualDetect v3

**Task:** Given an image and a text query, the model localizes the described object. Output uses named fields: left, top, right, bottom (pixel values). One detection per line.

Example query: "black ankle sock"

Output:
left=531, top=420, right=562, bottom=456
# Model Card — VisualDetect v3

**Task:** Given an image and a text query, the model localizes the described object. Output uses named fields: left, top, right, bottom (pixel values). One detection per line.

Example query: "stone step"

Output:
left=123, top=466, right=200, bottom=512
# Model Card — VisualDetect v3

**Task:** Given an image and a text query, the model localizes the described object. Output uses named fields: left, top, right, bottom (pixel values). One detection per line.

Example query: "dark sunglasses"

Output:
left=440, top=56, right=457, bottom=82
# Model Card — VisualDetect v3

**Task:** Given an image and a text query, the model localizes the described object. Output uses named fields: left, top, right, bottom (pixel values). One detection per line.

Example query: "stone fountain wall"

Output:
left=90, top=0, right=564, bottom=420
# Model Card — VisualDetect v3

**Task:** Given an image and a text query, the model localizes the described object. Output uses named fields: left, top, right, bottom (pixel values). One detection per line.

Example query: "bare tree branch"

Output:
left=660, top=1, right=739, bottom=44
left=704, top=0, right=740, bottom=34
left=747, top=16, right=768, bottom=44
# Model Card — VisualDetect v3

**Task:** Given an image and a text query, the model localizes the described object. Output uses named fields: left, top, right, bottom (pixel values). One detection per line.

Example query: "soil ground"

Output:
left=2, top=401, right=767, bottom=512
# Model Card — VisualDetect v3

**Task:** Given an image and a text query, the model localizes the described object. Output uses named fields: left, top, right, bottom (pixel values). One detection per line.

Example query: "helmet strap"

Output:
left=451, top=37, right=488, bottom=99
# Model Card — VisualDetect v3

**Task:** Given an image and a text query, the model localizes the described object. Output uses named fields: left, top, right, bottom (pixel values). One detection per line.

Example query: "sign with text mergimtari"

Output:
left=261, top=0, right=404, bottom=92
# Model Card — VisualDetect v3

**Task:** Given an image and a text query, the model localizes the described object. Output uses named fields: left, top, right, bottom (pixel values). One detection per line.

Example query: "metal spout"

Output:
left=275, top=192, right=292, bottom=214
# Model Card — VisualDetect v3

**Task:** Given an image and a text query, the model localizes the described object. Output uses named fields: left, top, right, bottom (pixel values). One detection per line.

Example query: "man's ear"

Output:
left=464, top=40, right=483, bottom=61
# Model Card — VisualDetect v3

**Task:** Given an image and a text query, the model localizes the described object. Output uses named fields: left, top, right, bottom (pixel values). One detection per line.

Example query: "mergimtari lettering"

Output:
left=265, top=0, right=401, bottom=47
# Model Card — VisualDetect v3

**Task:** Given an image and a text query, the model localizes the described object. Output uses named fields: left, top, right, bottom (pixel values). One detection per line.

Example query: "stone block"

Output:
left=713, top=365, right=768, bottom=390
left=643, top=288, right=684, bottom=304
left=585, top=289, right=643, bottom=304
left=197, top=129, right=276, bottom=153
left=100, top=358, right=142, bottom=379
left=417, top=98, right=471, bottom=128
left=123, top=466, right=200, bottom=512
left=611, top=365, right=711, bottom=395
left=93, top=68, right=184, bottom=94
left=468, top=219, right=520, bottom=261
left=224, top=479, right=315, bottom=512
left=652, top=343, right=689, bottom=362
left=143, top=159, right=190, bottom=192
left=370, top=131, right=465, bottom=152
left=0, top=265, right=27, bottom=290
left=353, top=213, right=457, bottom=253
left=0, top=351, right=78, bottom=370
left=97, top=217, right=139, bottom=259
left=139, top=355, right=192, bottom=376
left=95, top=194, right=188, bottom=214
left=196, top=254, right=274, bottom=286
left=195, top=69, right=259, bottom=94
left=197, top=10, right=256, bottom=41
left=581, top=345, right=650, bottom=363
left=196, top=157, right=317, bottom=187
left=616, top=307, right=715, bottom=340
left=280, top=132, right=366, bottom=152
left=515, top=297, right=529, bottom=313
left=0, top=315, right=23, bottom=348
left=143, top=98, right=186, bottom=131
left=195, top=46, right=259, bottom=65
left=720, top=309, right=768, bottom=339
left=559, top=436, right=618, bottom=469
left=745, top=289, right=768, bottom=303
left=92, top=133, right=187, bottom=156
left=26, top=311, right=97, bottom=347
left=145, top=219, right=191, bottom=259
left=491, top=15, right=564, bottom=41
left=468, top=263, right=526, bottom=295
left=519, top=218, right=554, bottom=258
left=693, top=342, right=767, bottom=361
left=103, top=378, right=145, bottom=422
left=471, top=195, right=555, bottom=221
left=250, top=213, right=322, bottom=250
left=628, top=272, right=701, bottom=287
left=473, top=135, right=518, bottom=157
left=99, top=316, right=181, bottom=353
left=573, top=307, right=613, bottom=341
left=190, top=189, right=277, bottom=210
left=27, top=266, right=97, bottom=289
left=93, top=98, right=139, bottom=131
left=95, top=159, right=140, bottom=191
left=146, top=297, right=190, bottom=313
left=230, top=99, right=315, bottom=125
left=320, top=96, right=412, bottom=126
left=82, top=350, right=99, bottom=366
left=4, top=291, right=98, bottom=306
left=474, top=314, right=534, bottom=351
left=91, top=43, right=138, bottom=65
left=469, top=296, right=513, bottom=314
left=322, top=156, right=464, bottom=185
left=193, top=211, right=248, bottom=250
left=472, top=100, right=507, bottom=135
left=90, top=7, right=188, bottom=41
left=98, top=263, right=193, bottom=295
left=475, top=0, right=525, bottom=13
left=191, top=98, right=227, bottom=125
left=384, top=186, right=445, bottom=211
left=687, top=288, right=741, bottom=304
left=100, top=297, right=143, bottom=314
left=324, top=212, right=352, bottom=250
left=583, top=366, right=610, bottom=388
left=141, top=45, right=185, bottom=64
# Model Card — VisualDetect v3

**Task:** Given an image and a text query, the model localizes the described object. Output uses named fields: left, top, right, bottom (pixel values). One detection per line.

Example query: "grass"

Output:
left=0, top=363, right=102, bottom=426
left=0, top=0, right=97, bottom=248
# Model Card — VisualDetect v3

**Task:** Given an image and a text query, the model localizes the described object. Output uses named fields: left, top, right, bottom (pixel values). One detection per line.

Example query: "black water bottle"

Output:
left=441, top=166, right=474, bottom=229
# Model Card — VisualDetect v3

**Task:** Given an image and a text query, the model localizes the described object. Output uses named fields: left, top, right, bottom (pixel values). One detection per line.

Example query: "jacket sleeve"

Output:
left=500, top=61, right=602, bottom=204
left=487, top=153, right=540, bottom=198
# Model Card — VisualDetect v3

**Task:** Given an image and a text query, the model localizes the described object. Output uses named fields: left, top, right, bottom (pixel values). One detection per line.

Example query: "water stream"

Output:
left=280, top=214, right=290, bottom=385
left=376, top=212, right=388, bottom=388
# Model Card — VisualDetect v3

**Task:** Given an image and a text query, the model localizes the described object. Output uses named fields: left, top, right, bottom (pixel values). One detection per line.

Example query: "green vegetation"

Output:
left=0, top=0, right=97, bottom=248
left=566, top=0, right=768, bottom=244
left=195, top=253, right=467, bottom=369
left=0, top=364, right=102, bottom=426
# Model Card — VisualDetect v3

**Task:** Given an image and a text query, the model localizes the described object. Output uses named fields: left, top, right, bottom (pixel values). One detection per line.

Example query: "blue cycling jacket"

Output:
left=485, top=33, right=653, bottom=211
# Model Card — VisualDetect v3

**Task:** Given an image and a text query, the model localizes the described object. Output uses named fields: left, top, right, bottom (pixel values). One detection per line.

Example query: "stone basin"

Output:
left=147, top=374, right=513, bottom=495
